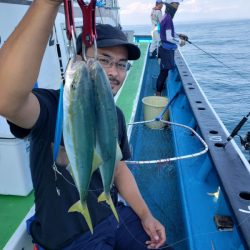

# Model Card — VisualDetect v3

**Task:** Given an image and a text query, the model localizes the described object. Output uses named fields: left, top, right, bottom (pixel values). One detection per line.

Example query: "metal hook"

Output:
left=52, top=162, right=61, bottom=196
left=81, top=35, right=97, bottom=62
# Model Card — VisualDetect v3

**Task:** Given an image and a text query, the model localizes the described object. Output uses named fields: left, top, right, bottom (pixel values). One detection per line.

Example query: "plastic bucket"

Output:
left=142, top=96, right=169, bottom=129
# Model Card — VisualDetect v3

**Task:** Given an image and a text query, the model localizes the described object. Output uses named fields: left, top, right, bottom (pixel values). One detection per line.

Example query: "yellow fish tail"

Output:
left=68, top=200, right=93, bottom=234
left=98, top=192, right=119, bottom=222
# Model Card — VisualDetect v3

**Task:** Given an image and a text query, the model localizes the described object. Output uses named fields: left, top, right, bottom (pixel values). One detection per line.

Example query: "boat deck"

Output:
left=0, top=192, right=34, bottom=249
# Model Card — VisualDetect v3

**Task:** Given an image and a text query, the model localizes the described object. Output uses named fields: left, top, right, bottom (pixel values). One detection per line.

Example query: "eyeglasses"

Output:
left=97, top=56, right=131, bottom=72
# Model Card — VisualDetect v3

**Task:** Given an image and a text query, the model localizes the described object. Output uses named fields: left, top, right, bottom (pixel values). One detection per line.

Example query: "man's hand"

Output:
left=179, top=39, right=186, bottom=47
left=141, top=214, right=166, bottom=249
left=178, top=33, right=189, bottom=41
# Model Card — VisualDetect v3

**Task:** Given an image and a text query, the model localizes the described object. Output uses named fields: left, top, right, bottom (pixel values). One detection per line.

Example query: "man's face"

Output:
left=86, top=46, right=129, bottom=96
left=156, top=3, right=163, bottom=10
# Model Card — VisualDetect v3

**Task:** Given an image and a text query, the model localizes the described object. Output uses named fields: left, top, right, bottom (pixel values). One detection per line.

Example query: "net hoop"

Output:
left=125, top=119, right=208, bottom=165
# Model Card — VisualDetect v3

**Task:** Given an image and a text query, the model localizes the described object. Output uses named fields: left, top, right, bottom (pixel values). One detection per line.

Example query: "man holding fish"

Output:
left=0, top=0, right=169, bottom=249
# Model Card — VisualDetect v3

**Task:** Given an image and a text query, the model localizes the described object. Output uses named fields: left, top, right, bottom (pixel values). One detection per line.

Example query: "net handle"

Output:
left=155, top=88, right=180, bottom=121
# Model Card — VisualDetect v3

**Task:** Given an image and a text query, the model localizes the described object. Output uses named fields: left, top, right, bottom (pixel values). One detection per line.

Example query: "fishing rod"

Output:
left=186, top=39, right=249, bottom=82
left=223, top=112, right=250, bottom=147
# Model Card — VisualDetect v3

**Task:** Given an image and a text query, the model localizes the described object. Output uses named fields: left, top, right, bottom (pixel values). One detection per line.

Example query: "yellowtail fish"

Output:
left=89, top=60, right=122, bottom=222
left=63, top=58, right=101, bottom=233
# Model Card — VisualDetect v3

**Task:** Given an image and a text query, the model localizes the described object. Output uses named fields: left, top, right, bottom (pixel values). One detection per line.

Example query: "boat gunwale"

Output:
left=174, top=49, right=250, bottom=248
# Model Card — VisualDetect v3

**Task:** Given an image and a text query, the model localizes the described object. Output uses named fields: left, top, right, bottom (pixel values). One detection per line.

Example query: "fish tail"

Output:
left=68, top=200, right=94, bottom=234
left=98, top=192, right=119, bottom=222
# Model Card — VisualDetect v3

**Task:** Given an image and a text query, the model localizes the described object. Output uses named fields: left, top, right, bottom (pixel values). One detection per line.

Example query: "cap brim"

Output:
left=97, top=39, right=141, bottom=60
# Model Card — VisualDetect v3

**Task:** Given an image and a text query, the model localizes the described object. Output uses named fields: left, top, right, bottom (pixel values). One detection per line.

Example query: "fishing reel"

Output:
left=224, top=112, right=250, bottom=162
left=239, top=131, right=250, bottom=151
left=237, top=131, right=250, bottom=163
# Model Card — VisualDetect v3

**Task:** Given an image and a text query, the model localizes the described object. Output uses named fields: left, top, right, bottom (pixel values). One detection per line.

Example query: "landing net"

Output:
left=125, top=119, right=208, bottom=166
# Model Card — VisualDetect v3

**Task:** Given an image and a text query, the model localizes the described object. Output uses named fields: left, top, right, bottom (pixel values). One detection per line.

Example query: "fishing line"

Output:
left=97, top=5, right=104, bottom=24
left=52, top=24, right=66, bottom=195
left=187, top=40, right=249, bottom=82
left=52, top=165, right=111, bottom=192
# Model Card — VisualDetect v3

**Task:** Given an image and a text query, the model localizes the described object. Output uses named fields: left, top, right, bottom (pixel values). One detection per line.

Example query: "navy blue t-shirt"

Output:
left=8, top=88, right=131, bottom=250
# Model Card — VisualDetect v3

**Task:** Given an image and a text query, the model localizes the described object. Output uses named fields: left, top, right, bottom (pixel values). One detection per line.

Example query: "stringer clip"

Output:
left=77, top=0, right=97, bottom=48
left=64, top=0, right=77, bottom=57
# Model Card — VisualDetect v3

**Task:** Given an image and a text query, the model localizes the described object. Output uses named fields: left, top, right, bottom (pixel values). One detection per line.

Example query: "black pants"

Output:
left=156, top=69, right=169, bottom=92
left=156, top=46, right=175, bottom=92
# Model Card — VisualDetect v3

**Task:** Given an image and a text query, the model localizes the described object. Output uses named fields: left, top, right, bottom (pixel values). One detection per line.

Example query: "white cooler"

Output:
left=0, top=116, right=33, bottom=196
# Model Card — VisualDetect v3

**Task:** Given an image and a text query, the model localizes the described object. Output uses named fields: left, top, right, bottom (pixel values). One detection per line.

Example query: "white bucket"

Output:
left=142, top=96, right=169, bottom=129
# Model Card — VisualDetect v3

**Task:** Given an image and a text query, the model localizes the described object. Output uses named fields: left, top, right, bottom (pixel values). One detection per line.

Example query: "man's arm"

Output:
left=166, top=30, right=185, bottom=46
left=114, top=161, right=166, bottom=249
left=0, top=0, right=62, bottom=128
left=158, top=10, right=163, bottom=23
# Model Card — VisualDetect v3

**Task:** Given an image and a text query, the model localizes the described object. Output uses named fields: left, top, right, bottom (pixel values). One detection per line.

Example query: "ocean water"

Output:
left=124, top=19, right=250, bottom=159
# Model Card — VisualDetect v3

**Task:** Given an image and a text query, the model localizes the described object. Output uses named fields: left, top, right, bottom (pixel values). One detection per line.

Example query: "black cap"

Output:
left=76, top=24, right=141, bottom=60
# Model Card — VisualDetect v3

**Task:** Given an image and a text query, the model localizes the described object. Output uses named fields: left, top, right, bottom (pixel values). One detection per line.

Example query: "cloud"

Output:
left=180, top=0, right=240, bottom=14
left=119, top=0, right=153, bottom=25
left=119, top=1, right=152, bottom=15
left=118, top=0, right=250, bottom=25
left=175, top=0, right=248, bottom=22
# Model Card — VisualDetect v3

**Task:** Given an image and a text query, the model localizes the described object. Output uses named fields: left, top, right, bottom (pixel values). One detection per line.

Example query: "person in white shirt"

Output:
left=149, top=0, right=163, bottom=58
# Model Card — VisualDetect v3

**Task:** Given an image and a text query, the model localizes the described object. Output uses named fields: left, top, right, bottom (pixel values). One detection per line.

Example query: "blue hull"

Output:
left=128, top=46, right=250, bottom=250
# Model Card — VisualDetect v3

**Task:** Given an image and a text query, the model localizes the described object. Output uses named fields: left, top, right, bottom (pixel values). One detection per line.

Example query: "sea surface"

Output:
left=124, top=19, right=250, bottom=160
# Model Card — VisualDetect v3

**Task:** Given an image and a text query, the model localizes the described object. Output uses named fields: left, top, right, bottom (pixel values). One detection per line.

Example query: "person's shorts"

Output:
left=158, top=46, right=175, bottom=70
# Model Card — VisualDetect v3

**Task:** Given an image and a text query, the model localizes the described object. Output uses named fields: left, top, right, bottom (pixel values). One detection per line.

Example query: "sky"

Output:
left=119, top=0, right=250, bottom=25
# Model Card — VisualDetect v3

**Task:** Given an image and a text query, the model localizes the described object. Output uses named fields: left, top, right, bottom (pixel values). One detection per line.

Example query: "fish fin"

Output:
left=98, top=192, right=119, bottom=222
left=68, top=200, right=94, bottom=234
left=92, top=149, right=103, bottom=174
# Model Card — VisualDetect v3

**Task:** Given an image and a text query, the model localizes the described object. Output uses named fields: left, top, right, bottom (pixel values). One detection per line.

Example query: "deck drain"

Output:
left=239, top=192, right=250, bottom=200
left=214, top=143, right=224, bottom=147
left=209, top=130, right=218, bottom=134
